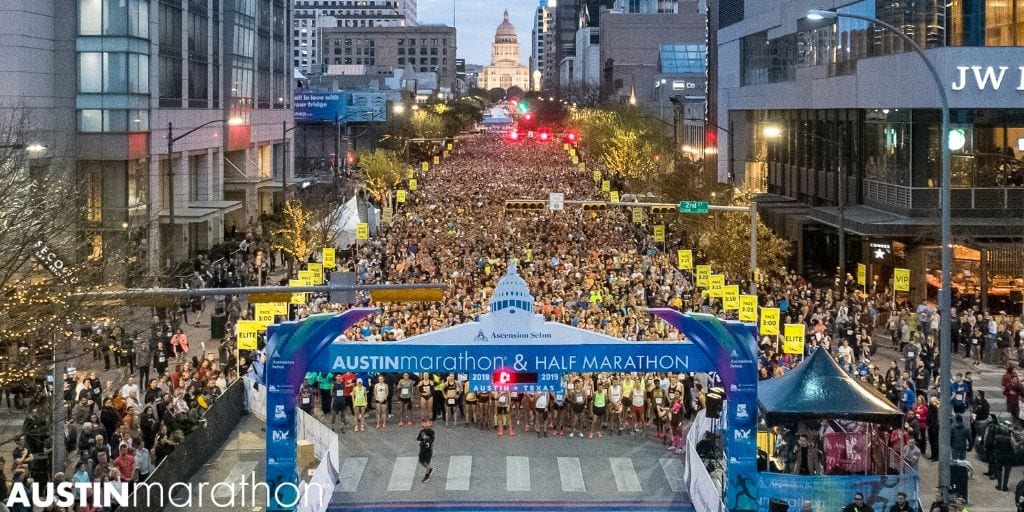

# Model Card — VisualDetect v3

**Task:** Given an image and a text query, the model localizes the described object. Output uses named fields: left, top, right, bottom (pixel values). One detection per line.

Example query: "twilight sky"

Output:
left=417, top=0, right=539, bottom=66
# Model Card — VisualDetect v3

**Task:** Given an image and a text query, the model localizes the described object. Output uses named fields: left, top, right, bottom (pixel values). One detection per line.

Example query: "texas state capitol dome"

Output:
left=480, top=9, right=530, bottom=92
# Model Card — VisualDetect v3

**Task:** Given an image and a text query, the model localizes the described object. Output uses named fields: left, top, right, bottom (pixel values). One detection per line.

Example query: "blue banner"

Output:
left=294, top=92, right=349, bottom=122
left=757, top=473, right=920, bottom=512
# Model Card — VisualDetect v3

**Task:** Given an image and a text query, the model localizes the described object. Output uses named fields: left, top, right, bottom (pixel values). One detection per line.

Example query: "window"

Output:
left=86, top=168, right=103, bottom=222
left=79, top=0, right=149, bottom=38
left=660, top=44, right=706, bottom=74
left=397, top=57, right=405, bottom=64
left=78, top=52, right=149, bottom=94
left=159, top=0, right=183, bottom=106
left=398, top=47, right=404, bottom=55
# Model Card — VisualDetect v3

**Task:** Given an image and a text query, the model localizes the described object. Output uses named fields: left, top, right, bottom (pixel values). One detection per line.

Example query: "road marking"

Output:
left=610, top=457, right=642, bottom=492
left=336, top=457, right=368, bottom=492
left=557, top=457, right=585, bottom=492
left=386, top=457, right=418, bottom=491
left=213, top=461, right=258, bottom=498
left=446, top=456, right=472, bottom=491
left=506, top=456, right=531, bottom=491
left=660, top=458, right=685, bottom=492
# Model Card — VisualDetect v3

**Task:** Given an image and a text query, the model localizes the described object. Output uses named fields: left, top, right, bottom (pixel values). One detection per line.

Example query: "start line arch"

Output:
left=262, top=266, right=758, bottom=511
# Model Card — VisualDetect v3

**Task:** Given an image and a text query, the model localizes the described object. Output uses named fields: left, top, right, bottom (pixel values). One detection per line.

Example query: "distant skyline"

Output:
left=418, top=0, right=538, bottom=66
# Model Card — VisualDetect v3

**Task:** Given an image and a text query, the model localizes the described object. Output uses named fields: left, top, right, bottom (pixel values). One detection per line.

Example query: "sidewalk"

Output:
left=871, top=334, right=1015, bottom=511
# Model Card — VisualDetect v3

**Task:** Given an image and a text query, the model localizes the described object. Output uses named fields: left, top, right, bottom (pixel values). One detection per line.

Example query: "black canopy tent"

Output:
left=759, top=348, right=904, bottom=427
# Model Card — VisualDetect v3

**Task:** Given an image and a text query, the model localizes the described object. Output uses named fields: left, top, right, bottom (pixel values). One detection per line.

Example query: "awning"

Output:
left=808, top=205, right=1024, bottom=238
left=159, top=200, right=242, bottom=224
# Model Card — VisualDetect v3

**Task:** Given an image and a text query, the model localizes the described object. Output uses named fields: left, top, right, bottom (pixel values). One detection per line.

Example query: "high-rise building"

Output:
left=553, top=0, right=582, bottom=92
left=612, top=0, right=678, bottom=13
left=0, top=0, right=293, bottom=271
left=293, top=0, right=418, bottom=75
left=480, top=10, right=531, bottom=92
left=716, top=0, right=1024, bottom=292
left=319, top=24, right=456, bottom=92
left=530, top=0, right=557, bottom=91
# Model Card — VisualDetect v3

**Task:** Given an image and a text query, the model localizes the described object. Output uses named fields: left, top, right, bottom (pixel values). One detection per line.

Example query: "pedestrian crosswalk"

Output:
left=333, top=455, right=686, bottom=496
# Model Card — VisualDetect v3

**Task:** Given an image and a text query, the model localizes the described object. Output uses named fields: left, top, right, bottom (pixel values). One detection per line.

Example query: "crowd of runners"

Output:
left=298, top=369, right=707, bottom=450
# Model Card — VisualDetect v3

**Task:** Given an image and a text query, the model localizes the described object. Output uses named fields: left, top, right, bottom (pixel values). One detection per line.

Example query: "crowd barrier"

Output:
left=684, top=407, right=728, bottom=512
left=125, top=380, right=246, bottom=512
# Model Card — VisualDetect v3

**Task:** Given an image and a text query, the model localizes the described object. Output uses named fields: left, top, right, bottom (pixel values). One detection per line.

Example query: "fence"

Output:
left=124, top=380, right=246, bottom=512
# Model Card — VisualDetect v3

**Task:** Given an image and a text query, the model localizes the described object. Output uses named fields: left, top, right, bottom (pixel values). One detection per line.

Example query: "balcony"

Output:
left=863, top=180, right=1024, bottom=217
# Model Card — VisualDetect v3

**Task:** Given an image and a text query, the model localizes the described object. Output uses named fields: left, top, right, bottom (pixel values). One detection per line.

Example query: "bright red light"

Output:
left=567, top=132, right=576, bottom=141
left=539, top=131, right=550, bottom=141
left=523, top=113, right=533, bottom=122
left=508, top=130, right=519, bottom=141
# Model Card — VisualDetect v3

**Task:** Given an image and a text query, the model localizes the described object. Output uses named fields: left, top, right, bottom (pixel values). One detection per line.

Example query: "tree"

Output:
left=486, top=88, right=507, bottom=103
left=599, top=127, right=662, bottom=184
left=561, top=81, right=602, bottom=108
left=410, top=109, right=446, bottom=139
left=272, top=200, right=318, bottom=266
left=506, top=85, right=524, bottom=98
left=358, top=149, right=404, bottom=205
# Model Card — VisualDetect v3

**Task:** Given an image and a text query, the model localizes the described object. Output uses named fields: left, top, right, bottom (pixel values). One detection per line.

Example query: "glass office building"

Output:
left=716, top=0, right=1024, bottom=304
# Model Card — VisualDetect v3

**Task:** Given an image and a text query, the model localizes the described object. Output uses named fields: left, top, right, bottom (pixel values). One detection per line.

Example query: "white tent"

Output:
left=328, top=195, right=380, bottom=249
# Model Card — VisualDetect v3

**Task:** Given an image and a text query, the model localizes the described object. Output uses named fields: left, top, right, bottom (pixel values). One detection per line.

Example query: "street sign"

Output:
left=678, top=201, right=709, bottom=214
left=548, top=192, right=564, bottom=211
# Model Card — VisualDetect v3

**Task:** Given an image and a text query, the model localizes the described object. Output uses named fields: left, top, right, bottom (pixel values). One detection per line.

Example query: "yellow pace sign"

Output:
left=676, top=249, right=693, bottom=270
left=695, top=265, right=711, bottom=287
left=254, top=304, right=276, bottom=329
left=322, top=248, right=336, bottom=269
left=397, top=190, right=407, bottom=203
left=432, top=156, right=440, bottom=165
left=601, top=180, right=610, bottom=192
left=356, top=223, right=369, bottom=240
left=609, top=191, right=619, bottom=203
left=632, top=207, right=643, bottom=224
left=708, top=274, right=725, bottom=297
left=739, top=295, right=758, bottom=322
left=722, top=285, right=740, bottom=310
left=288, top=279, right=306, bottom=305
left=409, top=178, right=418, bottom=191
left=653, top=225, right=665, bottom=243
left=308, top=262, right=324, bottom=284
left=857, top=263, right=866, bottom=286
left=421, top=161, right=429, bottom=171
left=760, top=307, right=780, bottom=336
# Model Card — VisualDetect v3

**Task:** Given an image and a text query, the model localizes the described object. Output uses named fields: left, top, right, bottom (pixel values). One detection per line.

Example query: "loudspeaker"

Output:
left=705, top=387, right=724, bottom=419
left=768, top=498, right=789, bottom=512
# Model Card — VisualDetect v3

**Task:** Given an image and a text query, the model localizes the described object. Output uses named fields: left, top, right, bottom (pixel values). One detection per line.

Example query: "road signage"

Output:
left=548, top=192, right=564, bottom=211
left=678, top=201, right=709, bottom=214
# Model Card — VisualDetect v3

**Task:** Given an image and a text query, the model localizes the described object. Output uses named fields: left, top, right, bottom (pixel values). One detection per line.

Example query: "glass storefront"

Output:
left=758, top=109, right=1024, bottom=193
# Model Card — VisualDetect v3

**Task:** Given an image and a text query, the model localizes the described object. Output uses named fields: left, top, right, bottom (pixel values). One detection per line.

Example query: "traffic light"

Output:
left=649, top=205, right=675, bottom=215
left=504, top=200, right=547, bottom=211
left=507, top=129, right=520, bottom=141
left=517, top=101, right=529, bottom=113
left=523, top=112, right=534, bottom=122
left=580, top=201, right=607, bottom=211
left=563, top=131, right=578, bottom=143
left=538, top=128, right=551, bottom=141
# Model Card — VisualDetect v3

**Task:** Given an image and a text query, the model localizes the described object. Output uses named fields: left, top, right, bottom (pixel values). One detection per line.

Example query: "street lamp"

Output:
left=392, top=104, right=406, bottom=115
left=167, top=118, right=242, bottom=260
left=655, top=78, right=667, bottom=119
left=805, top=8, right=954, bottom=497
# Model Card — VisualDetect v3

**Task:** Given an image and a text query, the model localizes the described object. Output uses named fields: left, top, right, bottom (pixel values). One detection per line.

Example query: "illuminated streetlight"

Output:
left=762, top=125, right=782, bottom=139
